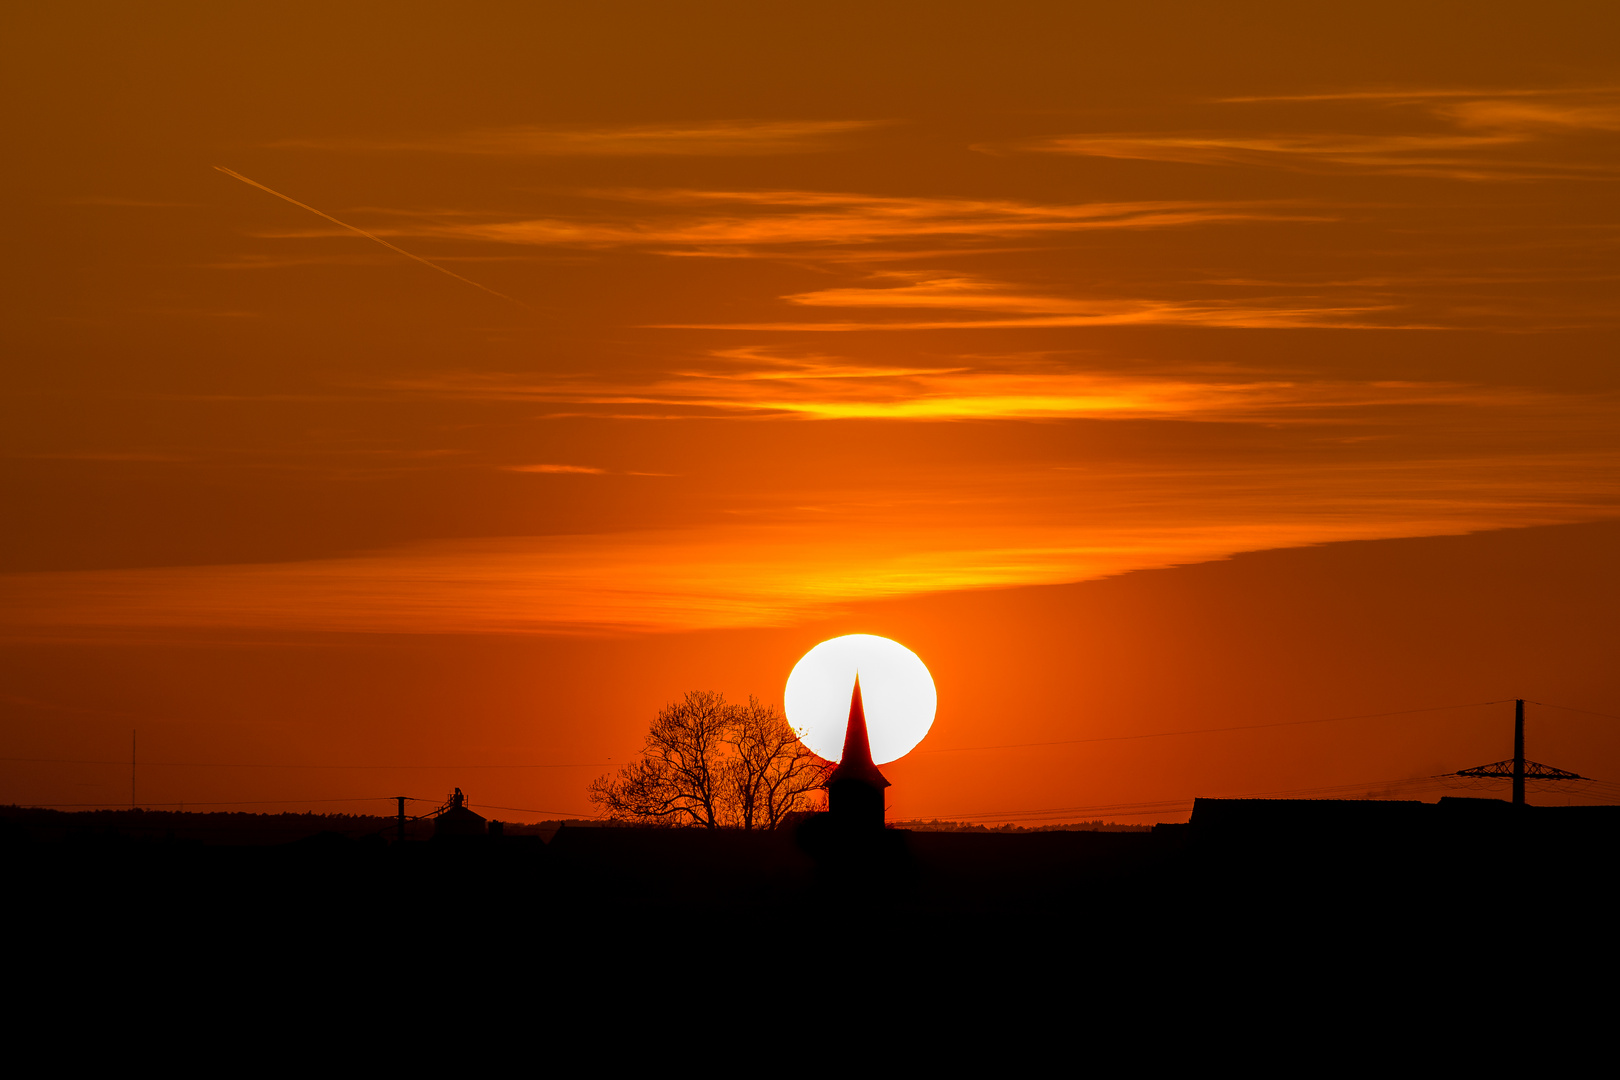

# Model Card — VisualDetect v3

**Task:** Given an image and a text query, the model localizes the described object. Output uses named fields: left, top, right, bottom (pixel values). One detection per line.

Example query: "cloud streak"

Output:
left=356, top=191, right=1314, bottom=253
left=381, top=349, right=1534, bottom=423
left=657, top=274, right=1407, bottom=331
left=274, top=120, right=887, bottom=156
left=6, top=478, right=1611, bottom=636
left=501, top=463, right=607, bottom=474
left=995, top=89, right=1620, bottom=181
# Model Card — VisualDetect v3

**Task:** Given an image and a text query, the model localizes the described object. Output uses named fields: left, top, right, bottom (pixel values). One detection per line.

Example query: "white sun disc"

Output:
left=784, top=634, right=937, bottom=765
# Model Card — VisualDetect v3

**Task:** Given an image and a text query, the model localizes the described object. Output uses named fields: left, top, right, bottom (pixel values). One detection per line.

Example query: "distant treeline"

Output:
left=0, top=805, right=587, bottom=846
left=0, top=805, right=1152, bottom=846
left=893, top=819, right=1154, bottom=833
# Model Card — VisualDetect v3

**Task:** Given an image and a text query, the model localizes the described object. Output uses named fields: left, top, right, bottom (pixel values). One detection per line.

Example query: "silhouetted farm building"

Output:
left=433, top=788, right=486, bottom=839
left=1187, top=794, right=1620, bottom=837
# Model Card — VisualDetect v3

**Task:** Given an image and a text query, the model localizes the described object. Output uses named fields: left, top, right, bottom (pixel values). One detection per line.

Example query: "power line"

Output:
left=938, top=798, right=1198, bottom=822
left=9, top=794, right=592, bottom=817
left=11, top=795, right=422, bottom=809
left=469, top=802, right=595, bottom=818
left=922, top=769, right=1612, bottom=824
left=9, top=697, right=1613, bottom=822
left=1527, top=700, right=1620, bottom=722
left=0, top=756, right=614, bottom=770
left=10, top=697, right=1604, bottom=771
left=920, top=699, right=1511, bottom=754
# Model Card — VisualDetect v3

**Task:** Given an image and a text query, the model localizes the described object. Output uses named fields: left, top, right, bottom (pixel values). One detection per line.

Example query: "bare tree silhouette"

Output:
left=589, top=691, right=829, bottom=828
left=724, top=696, right=829, bottom=829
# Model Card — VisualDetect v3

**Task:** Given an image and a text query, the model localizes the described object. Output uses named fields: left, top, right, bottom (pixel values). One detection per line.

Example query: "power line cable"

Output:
left=11, top=795, right=419, bottom=809
left=2, top=697, right=1576, bottom=769
left=469, top=802, right=595, bottom=818
left=0, top=756, right=614, bottom=770
left=922, top=768, right=1616, bottom=824
left=8, top=697, right=1612, bottom=821
left=1527, top=700, right=1620, bottom=722
left=920, top=699, right=1511, bottom=754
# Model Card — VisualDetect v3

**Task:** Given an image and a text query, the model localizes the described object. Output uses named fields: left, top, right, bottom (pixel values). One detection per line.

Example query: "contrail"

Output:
left=213, top=166, right=532, bottom=310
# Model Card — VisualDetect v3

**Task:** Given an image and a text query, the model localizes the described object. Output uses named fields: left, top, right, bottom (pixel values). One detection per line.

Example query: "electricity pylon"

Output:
left=1448, top=699, right=1583, bottom=805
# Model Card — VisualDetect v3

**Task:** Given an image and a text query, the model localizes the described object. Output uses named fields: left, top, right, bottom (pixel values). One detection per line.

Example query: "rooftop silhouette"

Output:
left=825, top=676, right=890, bottom=830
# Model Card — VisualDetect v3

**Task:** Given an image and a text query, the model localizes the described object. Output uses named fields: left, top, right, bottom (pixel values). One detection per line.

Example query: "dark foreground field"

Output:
left=7, top=799, right=1616, bottom=982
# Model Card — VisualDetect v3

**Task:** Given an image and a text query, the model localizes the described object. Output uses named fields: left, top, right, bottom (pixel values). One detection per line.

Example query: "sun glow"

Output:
left=784, top=634, right=937, bottom=765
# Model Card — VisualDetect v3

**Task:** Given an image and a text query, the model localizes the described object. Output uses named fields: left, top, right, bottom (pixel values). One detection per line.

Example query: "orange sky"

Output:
left=3, top=3, right=1618, bottom=821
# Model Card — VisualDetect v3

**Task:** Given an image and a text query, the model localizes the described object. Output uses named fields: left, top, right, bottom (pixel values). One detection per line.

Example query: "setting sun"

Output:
left=4, top=2, right=1617, bottom=833
left=784, top=634, right=937, bottom=765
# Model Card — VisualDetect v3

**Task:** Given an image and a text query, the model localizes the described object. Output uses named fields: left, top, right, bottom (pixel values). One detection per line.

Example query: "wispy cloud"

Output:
left=1216, top=87, right=1619, bottom=106
left=275, top=120, right=887, bottom=156
left=6, top=475, right=1611, bottom=636
left=1005, top=132, right=1523, bottom=177
left=0, top=528, right=1204, bottom=636
left=995, top=89, right=1620, bottom=181
left=1433, top=97, right=1620, bottom=134
left=350, top=191, right=1313, bottom=253
left=381, top=348, right=1527, bottom=423
left=499, top=463, right=676, bottom=477
left=657, top=273, right=1404, bottom=330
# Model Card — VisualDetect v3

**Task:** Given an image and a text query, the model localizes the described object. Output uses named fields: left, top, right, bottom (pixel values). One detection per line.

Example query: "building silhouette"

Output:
left=433, top=787, right=486, bottom=839
left=824, top=676, right=890, bottom=830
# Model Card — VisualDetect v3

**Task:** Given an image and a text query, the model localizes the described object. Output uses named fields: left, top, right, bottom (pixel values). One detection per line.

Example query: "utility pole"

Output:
left=131, top=729, right=137, bottom=810
left=396, top=796, right=407, bottom=843
left=1513, top=698, right=1526, bottom=808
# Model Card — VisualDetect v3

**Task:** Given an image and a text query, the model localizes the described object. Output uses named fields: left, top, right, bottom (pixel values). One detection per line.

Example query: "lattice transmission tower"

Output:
left=1445, top=699, right=1583, bottom=805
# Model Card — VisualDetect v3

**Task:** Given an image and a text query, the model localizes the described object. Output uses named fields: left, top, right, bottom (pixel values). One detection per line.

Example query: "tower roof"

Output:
left=826, top=675, right=890, bottom=789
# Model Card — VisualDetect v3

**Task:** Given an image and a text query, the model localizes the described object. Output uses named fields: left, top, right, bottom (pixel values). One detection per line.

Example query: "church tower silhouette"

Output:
left=825, top=675, right=890, bottom=829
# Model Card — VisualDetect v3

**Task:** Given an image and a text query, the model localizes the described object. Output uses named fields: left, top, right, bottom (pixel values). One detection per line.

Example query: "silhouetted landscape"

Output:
left=9, top=796, right=1613, bottom=982
left=9, top=5, right=1620, bottom=1027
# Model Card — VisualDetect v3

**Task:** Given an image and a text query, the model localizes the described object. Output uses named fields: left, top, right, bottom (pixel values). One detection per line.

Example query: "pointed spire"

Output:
left=827, top=675, right=890, bottom=789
